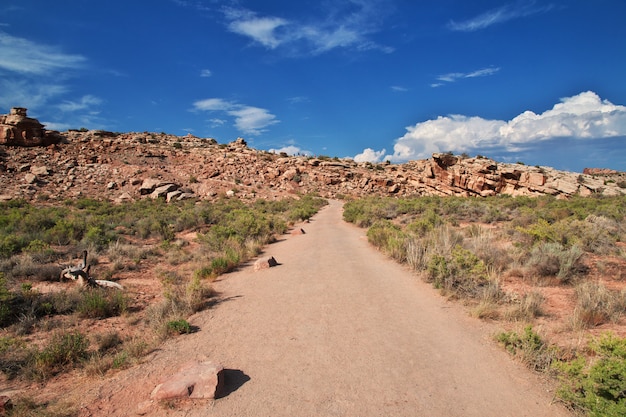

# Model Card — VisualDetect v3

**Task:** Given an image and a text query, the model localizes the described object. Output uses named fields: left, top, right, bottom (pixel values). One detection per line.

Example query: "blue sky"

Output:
left=1, top=1, right=625, bottom=172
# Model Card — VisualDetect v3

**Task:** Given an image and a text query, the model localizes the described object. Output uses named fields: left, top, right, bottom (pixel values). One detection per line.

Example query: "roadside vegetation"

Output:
left=344, top=194, right=626, bottom=416
left=0, top=194, right=326, bottom=413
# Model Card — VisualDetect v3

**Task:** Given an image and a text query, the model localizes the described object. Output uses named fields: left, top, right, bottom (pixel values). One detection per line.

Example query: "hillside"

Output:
left=1, top=129, right=625, bottom=204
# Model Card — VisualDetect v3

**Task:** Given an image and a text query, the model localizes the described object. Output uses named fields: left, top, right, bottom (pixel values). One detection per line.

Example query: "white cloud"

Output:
left=447, top=2, right=555, bottom=32
left=0, top=31, right=86, bottom=74
left=389, top=91, right=626, bottom=162
left=354, top=148, right=387, bottom=163
left=200, top=69, right=212, bottom=77
left=391, top=86, right=408, bottom=92
left=434, top=67, right=500, bottom=86
left=228, top=16, right=287, bottom=49
left=222, top=2, right=393, bottom=55
left=269, top=145, right=312, bottom=156
left=58, top=95, right=102, bottom=112
left=193, top=98, right=234, bottom=111
left=229, top=106, right=279, bottom=135
left=0, top=79, right=67, bottom=109
left=193, top=98, right=279, bottom=136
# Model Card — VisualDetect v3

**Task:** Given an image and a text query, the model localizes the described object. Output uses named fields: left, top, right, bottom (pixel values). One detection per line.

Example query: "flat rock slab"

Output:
left=150, top=361, right=224, bottom=400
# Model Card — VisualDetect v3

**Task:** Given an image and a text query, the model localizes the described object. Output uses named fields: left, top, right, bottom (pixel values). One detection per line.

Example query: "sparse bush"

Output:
left=77, top=288, right=128, bottom=319
left=496, top=326, right=556, bottom=372
left=525, top=242, right=585, bottom=283
left=570, top=282, right=626, bottom=329
left=29, top=331, right=89, bottom=380
left=554, top=333, right=626, bottom=417
left=505, top=291, right=545, bottom=321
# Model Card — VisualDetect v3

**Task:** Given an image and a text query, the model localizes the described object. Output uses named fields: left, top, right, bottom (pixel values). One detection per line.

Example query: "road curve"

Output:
left=85, top=200, right=570, bottom=417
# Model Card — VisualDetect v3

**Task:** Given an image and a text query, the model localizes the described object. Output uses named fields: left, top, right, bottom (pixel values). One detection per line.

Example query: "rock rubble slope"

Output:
left=1, top=128, right=624, bottom=203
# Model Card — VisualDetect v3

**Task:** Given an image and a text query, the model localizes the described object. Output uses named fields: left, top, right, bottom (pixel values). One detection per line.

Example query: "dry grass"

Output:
left=570, top=282, right=626, bottom=330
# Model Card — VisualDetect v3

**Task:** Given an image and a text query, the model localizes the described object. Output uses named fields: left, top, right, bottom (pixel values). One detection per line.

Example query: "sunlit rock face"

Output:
left=0, top=107, right=63, bottom=147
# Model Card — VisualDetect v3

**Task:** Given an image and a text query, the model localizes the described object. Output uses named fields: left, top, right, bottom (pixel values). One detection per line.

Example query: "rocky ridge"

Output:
left=0, top=129, right=624, bottom=203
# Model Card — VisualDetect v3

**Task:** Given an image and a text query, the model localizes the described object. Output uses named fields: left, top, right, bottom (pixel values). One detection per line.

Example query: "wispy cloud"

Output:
left=386, top=91, right=626, bottom=162
left=200, top=69, right=212, bottom=77
left=391, top=86, right=408, bottom=92
left=58, top=95, right=103, bottom=112
left=193, top=98, right=279, bottom=136
left=0, top=29, right=102, bottom=130
left=0, top=31, right=86, bottom=74
left=217, top=1, right=394, bottom=55
left=432, top=67, right=500, bottom=87
left=447, top=1, right=555, bottom=32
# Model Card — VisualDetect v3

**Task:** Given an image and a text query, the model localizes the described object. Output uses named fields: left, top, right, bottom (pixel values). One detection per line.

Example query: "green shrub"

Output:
left=426, top=245, right=488, bottom=297
left=166, top=319, right=192, bottom=335
left=30, top=331, right=89, bottom=380
left=77, top=288, right=128, bottom=319
left=554, top=333, right=626, bottom=417
left=496, top=325, right=556, bottom=371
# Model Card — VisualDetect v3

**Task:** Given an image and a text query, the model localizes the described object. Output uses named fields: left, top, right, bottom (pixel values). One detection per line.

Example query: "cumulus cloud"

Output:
left=269, top=145, right=312, bottom=156
left=388, top=91, right=626, bottom=162
left=447, top=1, right=555, bottom=32
left=221, top=1, right=393, bottom=55
left=193, top=98, right=279, bottom=136
left=354, top=148, right=387, bottom=163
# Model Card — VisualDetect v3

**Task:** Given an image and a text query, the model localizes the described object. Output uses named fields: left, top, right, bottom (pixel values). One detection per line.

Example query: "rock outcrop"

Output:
left=0, top=108, right=63, bottom=147
left=0, top=128, right=624, bottom=203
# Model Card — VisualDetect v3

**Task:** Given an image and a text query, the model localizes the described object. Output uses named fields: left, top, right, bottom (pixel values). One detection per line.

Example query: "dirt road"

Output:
left=83, top=200, right=570, bottom=416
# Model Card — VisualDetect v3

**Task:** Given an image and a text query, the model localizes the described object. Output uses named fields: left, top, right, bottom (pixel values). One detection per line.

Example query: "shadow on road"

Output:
left=216, top=369, right=251, bottom=399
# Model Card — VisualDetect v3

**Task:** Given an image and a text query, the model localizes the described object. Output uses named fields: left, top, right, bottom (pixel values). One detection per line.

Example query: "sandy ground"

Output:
left=78, top=200, right=571, bottom=416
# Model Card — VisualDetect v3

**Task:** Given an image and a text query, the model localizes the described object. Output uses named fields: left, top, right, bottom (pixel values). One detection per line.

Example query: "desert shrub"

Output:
left=525, top=242, right=585, bottom=283
left=367, top=221, right=407, bottom=262
left=29, top=331, right=89, bottom=380
left=496, top=326, right=557, bottom=372
left=571, top=282, right=626, bottom=329
left=77, top=288, right=128, bottom=319
left=148, top=272, right=212, bottom=338
left=0, top=273, right=13, bottom=327
left=166, top=319, right=192, bottom=335
left=96, top=332, right=123, bottom=353
left=554, top=333, right=626, bottom=417
left=505, top=291, right=545, bottom=321
left=426, top=245, right=489, bottom=298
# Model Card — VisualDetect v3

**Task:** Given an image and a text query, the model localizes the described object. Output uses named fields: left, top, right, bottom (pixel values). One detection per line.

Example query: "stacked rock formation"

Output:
left=0, top=107, right=63, bottom=147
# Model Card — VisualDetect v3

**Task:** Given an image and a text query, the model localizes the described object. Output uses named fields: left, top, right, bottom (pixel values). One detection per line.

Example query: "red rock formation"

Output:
left=0, top=107, right=62, bottom=147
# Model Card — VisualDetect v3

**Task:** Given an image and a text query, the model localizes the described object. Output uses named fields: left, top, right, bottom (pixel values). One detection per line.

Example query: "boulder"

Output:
left=150, top=184, right=178, bottom=199
left=151, top=361, right=224, bottom=400
left=139, top=178, right=165, bottom=195
left=254, top=256, right=278, bottom=271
